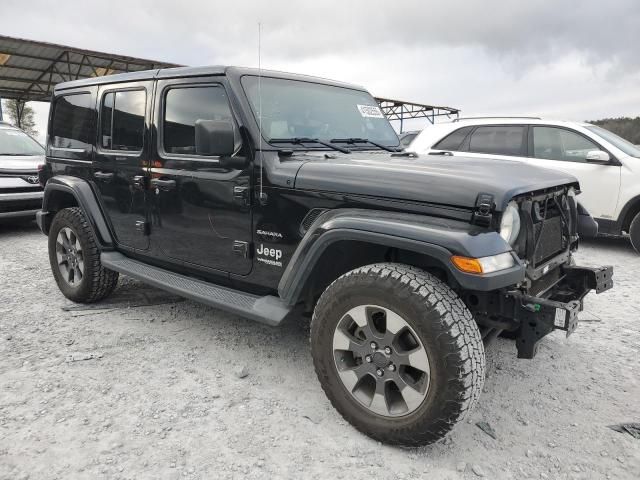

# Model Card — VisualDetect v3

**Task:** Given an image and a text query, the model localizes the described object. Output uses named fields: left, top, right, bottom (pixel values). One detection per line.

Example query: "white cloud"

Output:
left=2, top=0, right=639, bottom=136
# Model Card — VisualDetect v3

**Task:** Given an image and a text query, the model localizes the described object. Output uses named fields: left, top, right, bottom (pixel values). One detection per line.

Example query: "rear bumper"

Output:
left=509, top=265, right=613, bottom=358
left=0, top=190, right=43, bottom=219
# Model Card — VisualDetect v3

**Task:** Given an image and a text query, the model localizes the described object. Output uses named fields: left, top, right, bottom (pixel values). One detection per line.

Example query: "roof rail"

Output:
left=452, top=116, right=541, bottom=122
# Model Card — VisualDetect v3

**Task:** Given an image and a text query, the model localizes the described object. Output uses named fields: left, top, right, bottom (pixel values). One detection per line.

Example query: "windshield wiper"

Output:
left=269, top=138, right=351, bottom=154
left=330, top=138, right=401, bottom=153
left=0, top=153, right=29, bottom=156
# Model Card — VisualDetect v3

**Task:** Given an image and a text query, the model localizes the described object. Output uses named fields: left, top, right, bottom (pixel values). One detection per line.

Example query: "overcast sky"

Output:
left=3, top=0, right=640, bottom=141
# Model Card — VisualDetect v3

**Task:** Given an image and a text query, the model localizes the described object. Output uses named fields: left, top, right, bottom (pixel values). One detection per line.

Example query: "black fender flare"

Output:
left=39, top=175, right=114, bottom=248
left=277, top=209, right=525, bottom=305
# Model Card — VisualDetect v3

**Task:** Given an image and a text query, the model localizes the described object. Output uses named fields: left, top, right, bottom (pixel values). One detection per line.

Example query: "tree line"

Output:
left=588, top=117, right=640, bottom=145
left=1, top=99, right=37, bottom=136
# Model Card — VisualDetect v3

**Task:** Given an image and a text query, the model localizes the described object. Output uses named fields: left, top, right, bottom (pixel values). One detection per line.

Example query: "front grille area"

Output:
left=0, top=186, right=43, bottom=194
left=0, top=198, right=42, bottom=213
left=513, top=188, right=575, bottom=270
left=533, top=215, right=565, bottom=264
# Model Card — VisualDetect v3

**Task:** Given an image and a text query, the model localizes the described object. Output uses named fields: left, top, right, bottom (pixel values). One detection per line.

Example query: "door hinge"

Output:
left=233, top=186, right=250, bottom=205
left=232, top=240, right=250, bottom=258
left=135, top=220, right=150, bottom=235
left=132, top=175, right=148, bottom=190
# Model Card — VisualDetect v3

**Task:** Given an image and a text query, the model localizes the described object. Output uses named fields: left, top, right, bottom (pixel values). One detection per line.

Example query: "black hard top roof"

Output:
left=53, top=65, right=365, bottom=93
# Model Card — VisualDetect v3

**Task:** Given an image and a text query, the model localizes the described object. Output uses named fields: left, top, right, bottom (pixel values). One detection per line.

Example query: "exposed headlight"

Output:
left=500, top=201, right=521, bottom=245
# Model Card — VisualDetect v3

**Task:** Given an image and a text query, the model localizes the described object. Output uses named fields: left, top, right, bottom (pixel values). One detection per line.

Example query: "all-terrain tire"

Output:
left=630, top=213, right=640, bottom=254
left=48, top=207, right=119, bottom=303
left=310, top=262, right=485, bottom=446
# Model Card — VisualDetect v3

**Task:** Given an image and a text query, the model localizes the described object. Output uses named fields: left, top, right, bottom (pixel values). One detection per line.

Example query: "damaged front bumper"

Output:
left=508, top=265, right=613, bottom=358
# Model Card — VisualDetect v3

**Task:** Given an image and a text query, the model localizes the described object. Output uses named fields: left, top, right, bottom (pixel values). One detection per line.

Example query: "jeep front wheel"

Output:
left=48, top=207, right=119, bottom=303
left=310, top=263, right=485, bottom=446
left=630, top=212, right=640, bottom=254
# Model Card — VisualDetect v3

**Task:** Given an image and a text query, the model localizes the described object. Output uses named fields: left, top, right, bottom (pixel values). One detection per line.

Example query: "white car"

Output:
left=410, top=117, right=640, bottom=252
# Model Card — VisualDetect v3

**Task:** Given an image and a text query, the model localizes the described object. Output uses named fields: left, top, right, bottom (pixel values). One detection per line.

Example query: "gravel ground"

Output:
left=0, top=222, right=638, bottom=480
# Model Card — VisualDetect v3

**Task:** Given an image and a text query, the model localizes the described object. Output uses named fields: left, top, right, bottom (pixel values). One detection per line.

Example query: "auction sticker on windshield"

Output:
left=357, top=104, right=385, bottom=119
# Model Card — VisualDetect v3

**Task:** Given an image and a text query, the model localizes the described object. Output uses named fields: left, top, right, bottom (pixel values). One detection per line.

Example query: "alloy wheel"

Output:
left=55, top=227, right=85, bottom=286
left=332, top=305, right=430, bottom=417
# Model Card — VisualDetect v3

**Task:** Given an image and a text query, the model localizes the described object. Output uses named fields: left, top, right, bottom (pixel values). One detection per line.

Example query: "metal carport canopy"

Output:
left=374, top=96, right=460, bottom=132
left=0, top=35, right=459, bottom=130
left=0, top=35, right=181, bottom=103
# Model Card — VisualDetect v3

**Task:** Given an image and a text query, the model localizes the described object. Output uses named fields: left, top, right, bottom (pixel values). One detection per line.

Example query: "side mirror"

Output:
left=585, top=150, right=610, bottom=163
left=194, top=119, right=235, bottom=157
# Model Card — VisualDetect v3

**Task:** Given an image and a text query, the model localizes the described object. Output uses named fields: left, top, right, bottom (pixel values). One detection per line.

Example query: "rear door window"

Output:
left=467, top=125, right=526, bottom=156
left=100, top=89, right=146, bottom=152
left=50, top=93, right=94, bottom=153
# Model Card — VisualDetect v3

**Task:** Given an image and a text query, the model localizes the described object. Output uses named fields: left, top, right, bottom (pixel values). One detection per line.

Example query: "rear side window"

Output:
left=433, top=126, right=473, bottom=151
left=163, top=85, right=236, bottom=156
left=468, top=126, right=526, bottom=156
left=100, top=90, right=146, bottom=152
left=51, top=93, right=93, bottom=151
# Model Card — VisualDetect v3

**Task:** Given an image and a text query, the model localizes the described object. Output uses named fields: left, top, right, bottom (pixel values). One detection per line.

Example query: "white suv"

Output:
left=409, top=117, right=640, bottom=252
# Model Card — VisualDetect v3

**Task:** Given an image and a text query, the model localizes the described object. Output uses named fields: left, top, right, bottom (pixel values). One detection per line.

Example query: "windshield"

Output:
left=0, top=128, right=44, bottom=156
left=586, top=125, right=640, bottom=158
left=241, top=76, right=399, bottom=148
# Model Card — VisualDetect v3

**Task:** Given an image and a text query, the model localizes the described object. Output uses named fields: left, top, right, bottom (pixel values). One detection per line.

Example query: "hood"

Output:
left=0, top=154, right=44, bottom=172
left=294, top=153, right=579, bottom=211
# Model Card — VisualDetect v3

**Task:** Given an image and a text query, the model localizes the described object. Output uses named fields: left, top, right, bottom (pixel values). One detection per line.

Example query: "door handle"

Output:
left=150, top=178, right=177, bottom=191
left=94, top=171, right=114, bottom=181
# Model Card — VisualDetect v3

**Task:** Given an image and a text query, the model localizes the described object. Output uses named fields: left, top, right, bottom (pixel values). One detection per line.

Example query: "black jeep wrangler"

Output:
left=37, top=66, right=613, bottom=446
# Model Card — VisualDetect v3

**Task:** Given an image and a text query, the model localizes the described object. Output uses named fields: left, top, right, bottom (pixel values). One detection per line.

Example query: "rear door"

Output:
left=525, top=125, right=621, bottom=218
left=148, top=76, right=253, bottom=275
left=451, top=124, right=528, bottom=163
left=93, top=81, right=152, bottom=251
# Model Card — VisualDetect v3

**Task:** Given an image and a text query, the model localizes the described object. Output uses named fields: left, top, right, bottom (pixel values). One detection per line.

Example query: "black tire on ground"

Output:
left=48, top=207, right=119, bottom=303
left=630, top=213, right=640, bottom=254
left=310, top=262, right=485, bottom=446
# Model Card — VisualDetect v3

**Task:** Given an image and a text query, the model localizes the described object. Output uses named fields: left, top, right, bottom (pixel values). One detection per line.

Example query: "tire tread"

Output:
left=49, top=207, right=118, bottom=303
left=311, top=262, right=485, bottom=446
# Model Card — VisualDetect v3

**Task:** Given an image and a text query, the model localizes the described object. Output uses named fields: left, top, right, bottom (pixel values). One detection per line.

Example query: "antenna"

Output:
left=257, top=22, right=264, bottom=204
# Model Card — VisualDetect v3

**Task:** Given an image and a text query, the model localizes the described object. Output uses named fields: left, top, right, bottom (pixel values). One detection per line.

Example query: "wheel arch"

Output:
left=40, top=176, right=113, bottom=248
left=620, top=194, right=640, bottom=233
left=278, top=209, right=524, bottom=307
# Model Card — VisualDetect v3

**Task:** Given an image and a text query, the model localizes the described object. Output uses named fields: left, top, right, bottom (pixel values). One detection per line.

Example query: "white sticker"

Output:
left=357, top=104, right=385, bottom=119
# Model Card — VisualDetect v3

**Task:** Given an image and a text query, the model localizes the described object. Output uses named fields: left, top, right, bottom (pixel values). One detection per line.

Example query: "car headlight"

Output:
left=500, top=201, right=521, bottom=245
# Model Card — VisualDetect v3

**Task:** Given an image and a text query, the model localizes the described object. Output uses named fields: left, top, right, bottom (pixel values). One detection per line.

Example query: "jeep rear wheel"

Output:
left=48, top=207, right=119, bottom=303
left=630, top=212, right=640, bottom=254
left=310, top=263, right=485, bottom=446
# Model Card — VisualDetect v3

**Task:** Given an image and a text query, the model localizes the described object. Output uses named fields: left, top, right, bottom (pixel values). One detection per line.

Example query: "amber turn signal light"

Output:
left=451, top=256, right=484, bottom=274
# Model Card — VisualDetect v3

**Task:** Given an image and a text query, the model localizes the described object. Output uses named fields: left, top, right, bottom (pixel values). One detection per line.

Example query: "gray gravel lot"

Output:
left=1, top=222, right=638, bottom=479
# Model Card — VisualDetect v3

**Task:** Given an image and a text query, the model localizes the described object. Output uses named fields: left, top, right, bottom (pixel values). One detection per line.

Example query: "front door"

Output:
left=149, top=78, right=252, bottom=275
left=93, top=81, right=152, bottom=251
left=526, top=125, right=621, bottom=219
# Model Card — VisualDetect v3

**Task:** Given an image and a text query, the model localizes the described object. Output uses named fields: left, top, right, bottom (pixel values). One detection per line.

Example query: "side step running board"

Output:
left=100, top=251, right=291, bottom=326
